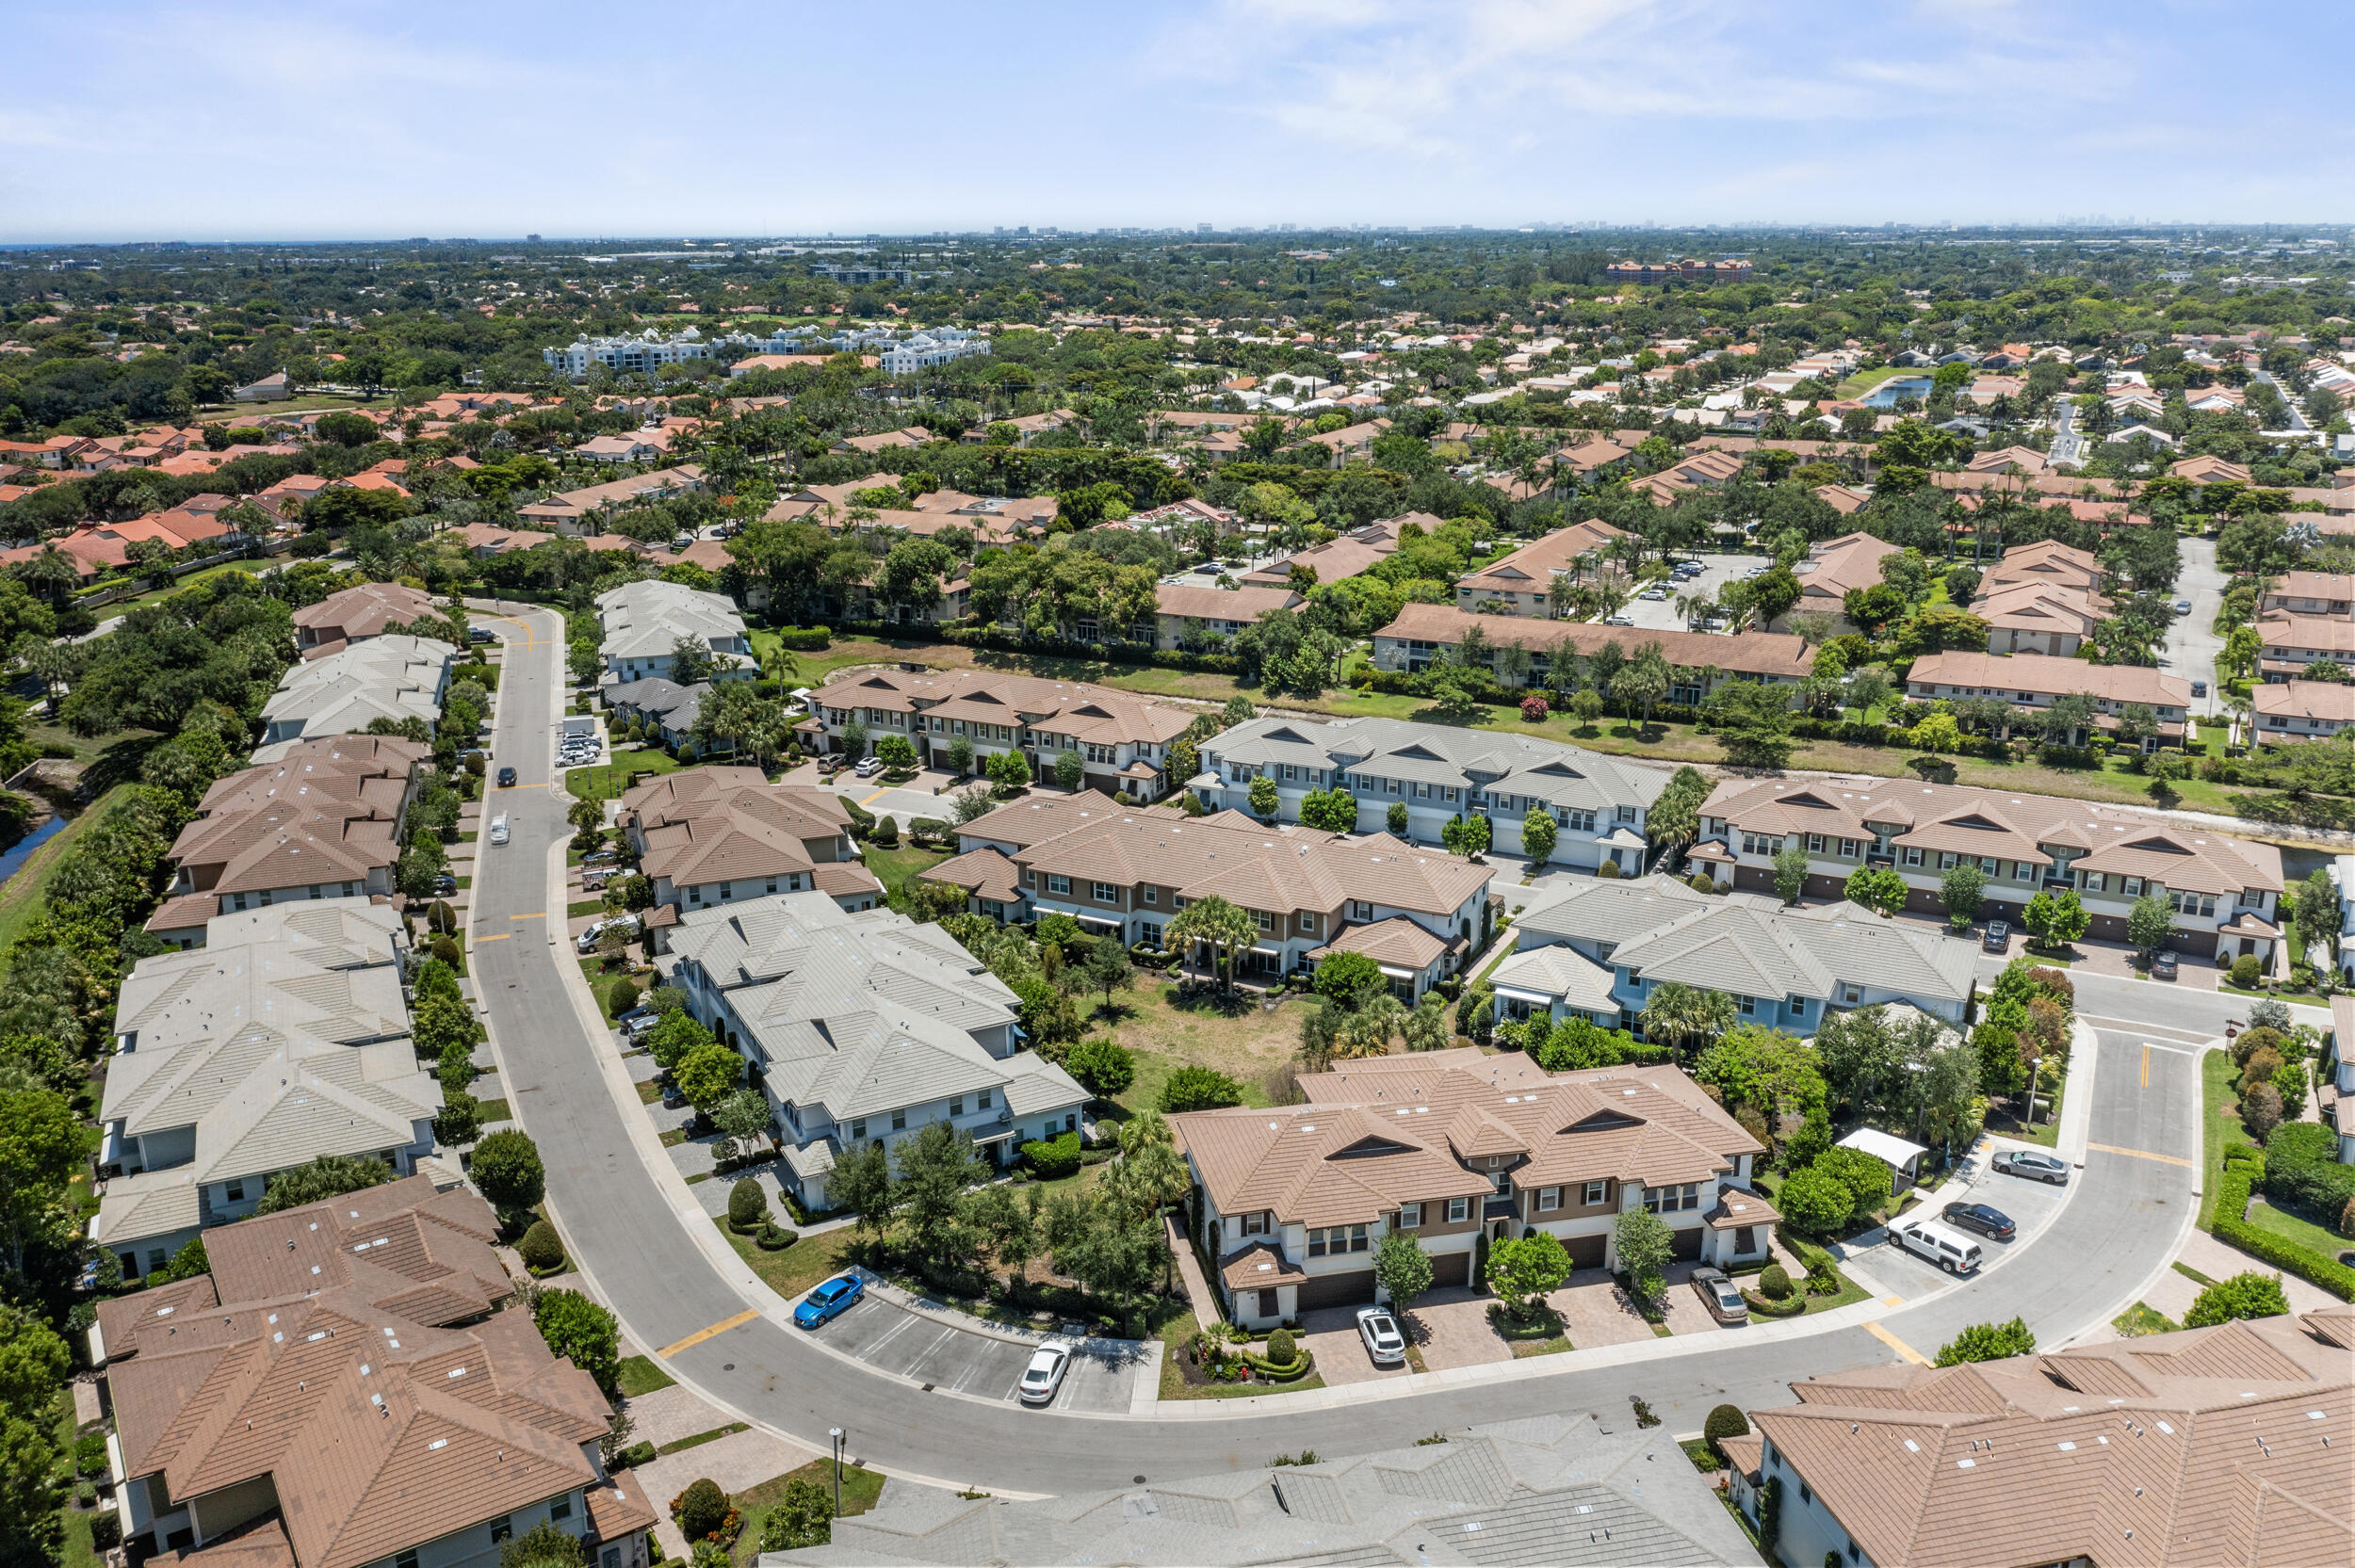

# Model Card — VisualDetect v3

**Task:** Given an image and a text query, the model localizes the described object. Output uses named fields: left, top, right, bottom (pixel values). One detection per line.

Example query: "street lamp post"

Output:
left=2024, top=1054, right=2042, bottom=1129
left=829, top=1427, right=844, bottom=1519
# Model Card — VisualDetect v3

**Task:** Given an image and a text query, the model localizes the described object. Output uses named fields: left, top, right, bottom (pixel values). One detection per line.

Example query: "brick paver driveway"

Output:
left=1546, top=1269, right=1657, bottom=1349
left=1296, top=1305, right=1410, bottom=1387
left=1399, top=1286, right=1515, bottom=1371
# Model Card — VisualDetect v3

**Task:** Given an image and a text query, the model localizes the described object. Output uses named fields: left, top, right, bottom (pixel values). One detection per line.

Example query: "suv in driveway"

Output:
left=1356, top=1306, right=1407, bottom=1366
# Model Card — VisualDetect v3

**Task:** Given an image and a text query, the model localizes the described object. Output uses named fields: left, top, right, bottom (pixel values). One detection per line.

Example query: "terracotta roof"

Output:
left=810, top=667, right=1192, bottom=750
left=621, top=771, right=854, bottom=890
left=1791, top=531, right=1897, bottom=604
left=924, top=846, right=1025, bottom=903
left=1751, top=1312, right=2354, bottom=1568
left=1454, top=520, right=1629, bottom=601
left=1155, top=582, right=1303, bottom=622
left=180, top=1520, right=298, bottom=1568
left=292, top=583, right=439, bottom=653
left=1907, top=651, right=2190, bottom=708
left=1218, top=1241, right=1305, bottom=1288
left=1305, top=916, right=1452, bottom=973
left=1376, top=603, right=1814, bottom=683
left=2254, top=682, right=2355, bottom=722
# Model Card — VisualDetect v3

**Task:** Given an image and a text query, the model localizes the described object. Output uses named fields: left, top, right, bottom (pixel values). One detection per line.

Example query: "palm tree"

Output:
left=1639, top=981, right=1735, bottom=1058
left=1166, top=894, right=1258, bottom=993
left=1335, top=994, right=1405, bottom=1058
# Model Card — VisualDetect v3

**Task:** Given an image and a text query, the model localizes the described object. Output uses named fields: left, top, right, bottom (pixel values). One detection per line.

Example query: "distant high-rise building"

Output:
left=1198, top=222, right=1212, bottom=234
left=526, top=233, right=542, bottom=242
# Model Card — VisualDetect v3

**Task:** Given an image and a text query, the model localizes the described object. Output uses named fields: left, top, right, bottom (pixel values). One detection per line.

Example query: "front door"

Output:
left=1256, top=1289, right=1277, bottom=1319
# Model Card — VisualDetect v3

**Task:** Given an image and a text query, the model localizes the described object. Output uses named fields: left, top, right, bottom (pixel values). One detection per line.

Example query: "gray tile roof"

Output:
left=1206, top=715, right=1673, bottom=817
left=758, top=1413, right=1760, bottom=1566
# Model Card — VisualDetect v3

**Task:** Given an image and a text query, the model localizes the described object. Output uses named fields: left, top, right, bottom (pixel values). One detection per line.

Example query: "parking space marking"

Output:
left=855, top=1309, right=923, bottom=1364
left=2087, top=1141, right=2195, bottom=1168
left=657, top=1309, right=759, bottom=1357
left=1863, top=1320, right=1931, bottom=1366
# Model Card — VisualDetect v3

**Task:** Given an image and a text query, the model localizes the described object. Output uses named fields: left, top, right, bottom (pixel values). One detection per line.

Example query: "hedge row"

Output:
left=2263, top=1123, right=2355, bottom=1221
left=1240, top=1346, right=1317, bottom=1382
left=1742, top=1290, right=1808, bottom=1317
left=2213, top=1167, right=2355, bottom=1301
left=1020, top=1131, right=1082, bottom=1180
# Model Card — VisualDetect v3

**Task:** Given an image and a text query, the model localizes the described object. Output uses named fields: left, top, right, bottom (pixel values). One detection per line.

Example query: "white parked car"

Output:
left=854, top=756, right=885, bottom=778
left=575, top=915, right=641, bottom=953
left=1017, top=1339, right=1072, bottom=1405
left=1604, top=613, right=1635, bottom=627
left=1639, top=587, right=1668, bottom=601
left=1356, top=1306, right=1406, bottom=1366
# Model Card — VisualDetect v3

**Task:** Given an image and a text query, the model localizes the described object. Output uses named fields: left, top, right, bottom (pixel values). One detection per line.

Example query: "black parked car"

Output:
left=1982, top=920, right=2008, bottom=954
left=2153, top=950, right=2179, bottom=979
left=496, top=766, right=518, bottom=787
left=1941, top=1202, right=2017, bottom=1241
left=431, top=873, right=458, bottom=897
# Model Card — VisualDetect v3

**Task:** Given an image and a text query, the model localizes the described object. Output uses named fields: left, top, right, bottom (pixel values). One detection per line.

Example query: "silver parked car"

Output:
left=1993, top=1149, right=2070, bottom=1186
left=1690, top=1266, right=1748, bottom=1325
left=1356, top=1305, right=1406, bottom=1366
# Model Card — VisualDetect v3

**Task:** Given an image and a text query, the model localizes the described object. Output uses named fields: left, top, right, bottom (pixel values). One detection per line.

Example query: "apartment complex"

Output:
left=93, top=899, right=434, bottom=1279
left=1152, top=580, right=1304, bottom=647
left=1451, top=519, right=1628, bottom=616
left=147, top=735, right=430, bottom=946
left=515, top=463, right=706, bottom=533
left=1777, top=531, right=1897, bottom=631
left=1495, top=873, right=1977, bottom=1036
left=1173, top=1049, right=1766, bottom=1326
left=928, top=797, right=1493, bottom=995
left=2254, top=679, right=2355, bottom=742
left=1904, top=650, right=2192, bottom=744
left=660, top=893, right=1086, bottom=1209
left=1239, top=515, right=1415, bottom=590
left=1194, top=713, right=1672, bottom=872
left=617, top=767, right=882, bottom=922
left=254, top=638, right=456, bottom=760
left=1605, top=258, right=1753, bottom=284
left=594, top=578, right=755, bottom=686
left=1699, top=776, right=2284, bottom=961
left=544, top=327, right=715, bottom=377
left=1728, top=1312, right=2354, bottom=1568
left=1973, top=539, right=2109, bottom=656
left=801, top=667, right=1191, bottom=800
left=1372, top=604, right=1813, bottom=694
left=92, top=1176, right=658, bottom=1566
left=290, top=580, right=440, bottom=659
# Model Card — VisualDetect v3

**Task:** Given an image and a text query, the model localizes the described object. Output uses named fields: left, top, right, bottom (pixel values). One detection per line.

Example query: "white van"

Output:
left=488, top=814, right=510, bottom=847
left=1893, top=1218, right=1982, bottom=1275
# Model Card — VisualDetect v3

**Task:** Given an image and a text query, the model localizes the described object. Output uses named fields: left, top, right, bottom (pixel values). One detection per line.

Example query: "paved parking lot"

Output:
left=1843, top=1145, right=2074, bottom=1301
left=1621, top=550, right=1757, bottom=632
left=804, top=1288, right=1144, bottom=1413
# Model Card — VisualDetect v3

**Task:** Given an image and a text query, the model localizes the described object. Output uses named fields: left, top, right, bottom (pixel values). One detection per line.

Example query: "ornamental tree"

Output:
left=1844, top=865, right=1909, bottom=917
left=1776, top=1167, right=1856, bottom=1235
left=1521, top=808, right=1558, bottom=863
left=1486, top=1231, right=1571, bottom=1313
left=1372, top=1229, right=1434, bottom=1313
left=1611, top=1208, right=1673, bottom=1303
left=1934, top=1317, right=2037, bottom=1366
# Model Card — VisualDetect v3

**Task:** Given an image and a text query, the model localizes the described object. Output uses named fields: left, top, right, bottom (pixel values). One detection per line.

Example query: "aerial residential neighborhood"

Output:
left=4, top=8, right=2353, bottom=1568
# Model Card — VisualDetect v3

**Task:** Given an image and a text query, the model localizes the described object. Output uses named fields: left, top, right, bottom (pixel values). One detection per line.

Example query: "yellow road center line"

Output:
left=1882, top=1296, right=1904, bottom=1307
left=657, top=1309, right=759, bottom=1358
left=2087, top=1141, right=2194, bottom=1168
left=497, top=782, right=549, bottom=789
left=1863, top=1320, right=1931, bottom=1366
left=475, top=933, right=512, bottom=943
left=511, top=912, right=545, bottom=921
left=858, top=789, right=890, bottom=806
left=2141, top=1043, right=2150, bottom=1088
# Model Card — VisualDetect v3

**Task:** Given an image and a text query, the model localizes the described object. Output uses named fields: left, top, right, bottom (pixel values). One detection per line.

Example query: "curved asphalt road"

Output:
left=467, top=607, right=2205, bottom=1493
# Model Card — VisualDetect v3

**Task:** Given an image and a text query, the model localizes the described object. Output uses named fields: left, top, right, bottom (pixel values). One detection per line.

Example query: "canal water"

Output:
left=0, top=810, right=69, bottom=894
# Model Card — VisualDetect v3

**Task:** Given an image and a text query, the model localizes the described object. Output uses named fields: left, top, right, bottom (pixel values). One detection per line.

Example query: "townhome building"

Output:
left=515, top=463, right=706, bottom=534
left=92, top=899, right=434, bottom=1280
left=1728, top=1311, right=2355, bottom=1568
left=1450, top=519, right=1628, bottom=616
left=146, top=736, right=430, bottom=946
left=2255, top=680, right=2355, bottom=745
left=1239, top=516, right=1411, bottom=590
left=1776, top=531, right=1897, bottom=632
left=1195, top=712, right=1674, bottom=873
left=925, top=800, right=1493, bottom=996
left=1173, top=1049, right=1768, bottom=1326
left=544, top=327, right=713, bottom=377
left=660, top=893, right=1086, bottom=1210
left=92, top=1176, right=657, bottom=1567
left=290, top=580, right=441, bottom=659
left=1152, top=581, right=1303, bottom=648
left=1372, top=604, right=1813, bottom=698
left=1493, top=874, right=1976, bottom=1038
left=801, top=667, right=1190, bottom=800
left=2258, top=611, right=2355, bottom=682
left=253, top=638, right=456, bottom=760
left=1904, top=650, right=2192, bottom=745
left=1698, top=776, right=2285, bottom=962
left=617, top=768, right=881, bottom=926
left=594, top=578, right=755, bottom=686
left=2260, top=571, right=2355, bottom=619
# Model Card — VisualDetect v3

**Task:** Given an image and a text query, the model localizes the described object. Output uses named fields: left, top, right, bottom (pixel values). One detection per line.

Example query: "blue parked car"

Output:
left=794, top=1274, right=863, bottom=1329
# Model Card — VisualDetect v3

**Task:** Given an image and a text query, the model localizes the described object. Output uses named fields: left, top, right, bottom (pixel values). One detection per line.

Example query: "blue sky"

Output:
left=4, top=0, right=2347, bottom=241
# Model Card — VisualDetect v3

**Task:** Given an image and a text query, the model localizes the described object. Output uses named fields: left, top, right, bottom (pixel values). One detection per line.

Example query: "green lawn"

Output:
left=565, top=747, right=684, bottom=802
left=729, top=1458, right=887, bottom=1564
left=712, top=1215, right=860, bottom=1301
left=0, top=783, right=135, bottom=958
left=658, top=1422, right=749, bottom=1456
left=617, top=1355, right=676, bottom=1398
left=859, top=845, right=950, bottom=907
left=1833, top=365, right=1922, bottom=399
left=2244, top=1197, right=2349, bottom=1257
left=49, top=1395, right=101, bottom=1568
left=2199, top=1047, right=2256, bottom=1229
left=2111, top=1302, right=2179, bottom=1337
left=87, top=558, right=270, bottom=619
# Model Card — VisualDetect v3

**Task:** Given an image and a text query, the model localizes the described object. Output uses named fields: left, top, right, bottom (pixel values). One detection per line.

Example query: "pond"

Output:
left=1860, top=376, right=1934, bottom=408
left=0, top=809, right=69, bottom=895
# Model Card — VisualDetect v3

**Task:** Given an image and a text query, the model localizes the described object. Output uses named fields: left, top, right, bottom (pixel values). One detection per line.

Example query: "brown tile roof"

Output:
left=180, top=1519, right=299, bottom=1568
left=1376, top=603, right=1814, bottom=683
left=2259, top=614, right=2355, bottom=658
left=1178, top=1051, right=1758, bottom=1229
left=146, top=891, right=222, bottom=934
left=1974, top=580, right=2106, bottom=638
left=621, top=772, right=853, bottom=889
left=1218, top=1241, right=1306, bottom=1288
left=1701, top=776, right=2282, bottom=897
left=1155, top=582, right=1303, bottom=622
left=924, top=845, right=1025, bottom=902
left=1906, top=651, right=2190, bottom=708
left=810, top=667, right=1192, bottom=751
left=1984, top=539, right=2104, bottom=595
left=1305, top=916, right=1452, bottom=972
left=1751, top=1312, right=2355, bottom=1568
left=291, top=583, right=440, bottom=653
left=2253, top=681, right=2355, bottom=722
left=1791, top=531, right=1897, bottom=605
left=1454, top=520, right=1629, bottom=600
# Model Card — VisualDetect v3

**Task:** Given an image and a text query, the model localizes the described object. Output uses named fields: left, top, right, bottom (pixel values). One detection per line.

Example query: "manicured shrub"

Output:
left=1704, top=1403, right=1750, bottom=1462
left=2263, top=1122, right=2355, bottom=1221
left=1777, top=1168, right=1856, bottom=1235
left=616, top=1441, right=657, bottom=1469
left=1266, top=1327, right=1296, bottom=1364
left=869, top=814, right=900, bottom=847
left=1064, top=1037, right=1135, bottom=1097
left=2211, top=1165, right=2355, bottom=1300
left=2229, top=954, right=2261, bottom=990
left=1158, top=1064, right=1244, bottom=1112
left=2231, top=1025, right=2285, bottom=1069
left=2185, top=1270, right=2290, bottom=1327
left=674, top=1477, right=729, bottom=1542
left=1598, top=859, right=1621, bottom=879
left=756, top=1223, right=798, bottom=1251
left=609, top=978, right=639, bottom=1018
left=517, top=1220, right=565, bottom=1272
left=1758, top=1264, right=1793, bottom=1301
left=91, top=1513, right=122, bottom=1550
left=727, top=1177, right=769, bottom=1233
left=2239, top=1047, right=2284, bottom=1097
left=1020, top=1132, right=1081, bottom=1180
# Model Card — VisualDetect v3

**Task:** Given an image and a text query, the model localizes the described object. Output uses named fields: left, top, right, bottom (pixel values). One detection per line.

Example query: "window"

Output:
left=398, top=1555, right=420, bottom=1568
left=604, top=1551, right=622, bottom=1568
left=1839, top=838, right=1860, bottom=859
left=1807, top=833, right=1825, bottom=853
left=1583, top=1180, right=1608, bottom=1205
left=1616, top=805, right=1637, bottom=822
left=1240, top=1211, right=1269, bottom=1237
left=1980, top=855, right=1998, bottom=875
left=1092, top=881, right=1116, bottom=903
left=1397, top=1203, right=1422, bottom=1228
left=1297, top=912, right=1317, bottom=933
left=1447, top=1197, right=1469, bottom=1222
left=1047, top=875, right=1071, bottom=897
left=891, top=1110, right=906, bottom=1131
left=1065, top=1113, right=1078, bottom=1132
left=1903, top=847, right=1924, bottom=867
left=978, top=1090, right=992, bottom=1109
left=550, top=1495, right=573, bottom=1522
left=1738, top=994, right=1758, bottom=1016
left=1799, top=1482, right=1813, bottom=1504
left=226, top=1180, right=245, bottom=1203
left=2081, top=870, right=2106, bottom=894
left=1254, top=909, right=1273, bottom=931
left=2123, top=877, right=2143, bottom=897
left=1309, top=1224, right=1368, bottom=1257
left=1352, top=900, right=1372, bottom=921
left=1537, top=1187, right=1560, bottom=1212
left=1644, top=1183, right=1700, bottom=1214
left=1144, top=884, right=1158, bottom=905
left=1789, top=995, right=1805, bottom=1017
left=766, top=879, right=777, bottom=894
left=950, top=1097, right=964, bottom=1117
left=491, top=1517, right=513, bottom=1544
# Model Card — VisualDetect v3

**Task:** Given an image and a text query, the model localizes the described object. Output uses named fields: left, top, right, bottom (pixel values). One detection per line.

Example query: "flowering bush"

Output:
left=1519, top=695, right=1549, bottom=723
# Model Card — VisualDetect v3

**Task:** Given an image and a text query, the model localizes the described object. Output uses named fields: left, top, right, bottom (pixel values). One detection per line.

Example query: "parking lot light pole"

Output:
left=829, top=1427, right=844, bottom=1518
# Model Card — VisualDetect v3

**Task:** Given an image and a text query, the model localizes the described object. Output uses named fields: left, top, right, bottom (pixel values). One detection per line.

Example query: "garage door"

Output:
left=1565, top=1232, right=1606, bottom=1269
left=1296, top=1269, right=1376, bottom=1311
left=1670, top=1225, right=1704, bottom=1262
left=1429, top=1250, right=1471, bottom=1288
